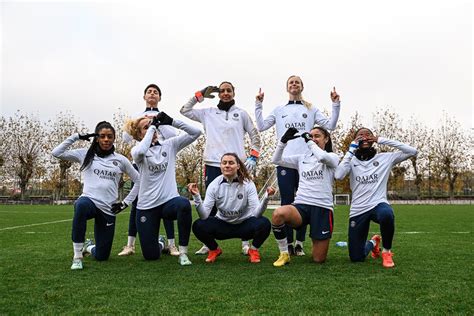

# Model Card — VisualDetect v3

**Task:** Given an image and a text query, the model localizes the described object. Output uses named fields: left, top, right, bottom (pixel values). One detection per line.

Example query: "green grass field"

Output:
left=0, top=204, right=472, bottom=314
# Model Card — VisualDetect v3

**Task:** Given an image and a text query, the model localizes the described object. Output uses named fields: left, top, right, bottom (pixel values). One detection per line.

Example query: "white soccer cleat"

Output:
left=82, top=239, right=94, bottom=257
left=178, top=253, right=192, bottom=266
left=242, top=245, right=250, bottom=256
left=118, top=245, right=135, bottom=256
left=70, top=259, right=83, bottom=270
left=195, top=244, right=209, bottom=255
left=168, top=245, right=180, bottom=256
left=295, top=244, right=305, bottom=256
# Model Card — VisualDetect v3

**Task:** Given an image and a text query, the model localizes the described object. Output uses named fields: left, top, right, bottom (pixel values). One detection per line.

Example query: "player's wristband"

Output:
left=250, top=149, right=260, bottom=158
left=195, top=91, right=204, bottom=103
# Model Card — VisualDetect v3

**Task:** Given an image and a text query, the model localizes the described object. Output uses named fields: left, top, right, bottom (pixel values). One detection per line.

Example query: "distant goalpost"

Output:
left=334, top=194, right=350, bottom=205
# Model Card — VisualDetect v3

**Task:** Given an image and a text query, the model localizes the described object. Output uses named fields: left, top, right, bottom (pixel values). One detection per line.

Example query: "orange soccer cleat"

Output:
left=382, top=251, right=395, bottom=268
left=370, top=235, right=381, bottom=259
left=248, top=248, right=261, bottom=263
left=205, top=248, right=222, bottom=263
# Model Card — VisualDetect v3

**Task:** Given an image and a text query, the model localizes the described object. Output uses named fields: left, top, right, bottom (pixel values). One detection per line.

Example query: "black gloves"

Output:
left=111, top=201, right=128, bottom=214
left=301, top=132, right=312, bottom=143
left=195, top=86, right=219, bottom=102
left=280, top=128, right=299, bottom=143
left=78, top=133, right=98, bottom=141
left=151, top=112, right=173, bottom=127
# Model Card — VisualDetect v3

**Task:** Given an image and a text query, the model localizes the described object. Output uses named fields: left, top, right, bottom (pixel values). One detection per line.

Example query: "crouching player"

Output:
left=270, top=127, right=338, bottom=267
left=52, top=121, right=140, bottom=270
left=188, top=153, right=275, bottom=263
left=334, top=127, right=417, bottom=268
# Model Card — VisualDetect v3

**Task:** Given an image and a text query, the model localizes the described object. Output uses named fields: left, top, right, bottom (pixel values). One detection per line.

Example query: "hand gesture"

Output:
left=281, top=127, right=300, bottom=143
left=330, top=87, right=340, bottom=102
left=151, top=112, right=173, bottom=127
left=301, top=132, right=312, bottom=143
left=187, top=183, right=200, bottom=196
left=266, top=186, right=276, bottom=196
left=111, top=201, right=128, bottom=214
left=348, top=140, right=359, bottom=155
left=256, top=88, right=264, bottom=102
left=78, top=133, right=98, bottom=141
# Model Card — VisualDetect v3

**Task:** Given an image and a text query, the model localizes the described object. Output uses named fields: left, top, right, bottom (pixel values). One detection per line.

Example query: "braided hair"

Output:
left=80, top=121, right=116, bottom=171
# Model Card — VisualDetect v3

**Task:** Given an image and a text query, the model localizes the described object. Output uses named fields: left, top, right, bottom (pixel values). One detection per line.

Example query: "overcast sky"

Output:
left=1, top=0, right=472, bottom=132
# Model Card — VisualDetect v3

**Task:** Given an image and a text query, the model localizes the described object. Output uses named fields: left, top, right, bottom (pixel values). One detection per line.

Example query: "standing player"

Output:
left=180, top=82, right=262, bottom=255
left=334, top=127, right=417, bottom=268
left=271, top=127, right=338, bottom=266
left=124, top=111, right=201, bottom=265
left=118, top=83, right=179, bottom=257
left=255, top=75, right=341, bottom=256
left=188, top=153, right=275, bottom=263
left=52, top=121, right=140, bottom=270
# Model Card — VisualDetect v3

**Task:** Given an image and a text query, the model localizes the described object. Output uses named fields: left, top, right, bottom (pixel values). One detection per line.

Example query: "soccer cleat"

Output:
left=382, top=251, right=395, bottom=268
left=288, top=244, right=295, bottom=256
left=178, top=253, right=192, bottom=266
left=294, top=244, right=305, bottom=256
left=205, top=248, right=222, bottom=263
left=118, top=245, right=135, bottom=256
left=248, top=248, right=261, bottom=263
left=168, top=245, right=180, bottom=256
left=158, top=235, right=166, bottom=253
left=273, top=252, right=290, bottom=267
left=195, top=244, right=209, bottom=255
left=82, top=239, right=94, bottom=257
left=70, top=259, right=83, bottom=270
left=370, top=235, right=381, bottom=259
left=242, top=245, right=250, bottom=256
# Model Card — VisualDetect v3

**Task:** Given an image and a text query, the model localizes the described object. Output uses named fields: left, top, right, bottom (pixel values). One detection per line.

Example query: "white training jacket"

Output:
left=180, top=96, right=261, bottom=167
left=272, top=140, right=338, bottom=210
left=132, top=119, right=202, bottom=210
left=192, top=175, right=270, bottom=224
left=255, top=100, right=340, bottom=159
left=52, top=133, right=140, bottom=216
left=334, top=137, right=418, bottom=218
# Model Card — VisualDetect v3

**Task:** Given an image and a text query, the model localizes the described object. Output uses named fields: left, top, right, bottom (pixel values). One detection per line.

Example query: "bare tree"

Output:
left=45, top=111, right=86, bottom=199
left=175, top=135, right=206, bottom=194
left=431, top=112, right=471, bottom=198
left=3, top=111, right=48, bottom=199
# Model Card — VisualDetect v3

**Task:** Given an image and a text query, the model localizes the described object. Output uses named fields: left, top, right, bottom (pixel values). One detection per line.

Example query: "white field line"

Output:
left=0, top=219, right=70, bottom=231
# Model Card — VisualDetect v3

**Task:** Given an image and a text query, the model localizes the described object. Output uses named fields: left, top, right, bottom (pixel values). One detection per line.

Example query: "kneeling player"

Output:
left=335, top=127, right=417, bottom=268
left=271, top=127, right=338, bottom=266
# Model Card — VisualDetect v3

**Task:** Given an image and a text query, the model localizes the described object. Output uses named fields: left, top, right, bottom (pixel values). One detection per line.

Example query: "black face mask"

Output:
left=354, top=147, right=377, bottom=161
left=95, top=145, right=115, bottom=158
left=217, top=100, right=235, bottom=111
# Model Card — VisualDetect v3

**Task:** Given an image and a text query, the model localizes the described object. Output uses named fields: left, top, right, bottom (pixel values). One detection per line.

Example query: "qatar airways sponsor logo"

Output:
left=301, top=169, right=323, bottom=180
left=355, top=173, right=379, bottom=184
left=220, top=209, right=243, bottom=218
left=93, top=169, right=117, bottom=181
left=284, top=122, right=306, bottom=130
left=149, top=162, right=168, bottom=174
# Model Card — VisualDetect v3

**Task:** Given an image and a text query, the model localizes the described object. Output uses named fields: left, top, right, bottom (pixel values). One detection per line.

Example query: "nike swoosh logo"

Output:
left=282, top=115, right=288, bottom=118
left=217, top=196, right=224, bottom=199
left=322, top=231, right=330, bottom=234
left=106, top=223, right=114, bottom=226
left=302, top=161, right=311, bottom=164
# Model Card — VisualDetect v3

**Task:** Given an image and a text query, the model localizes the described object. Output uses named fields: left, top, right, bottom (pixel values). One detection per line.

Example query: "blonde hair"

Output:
left=123, top=116, right=150, bottom=141
left=287, top=75, right=312, bottom=109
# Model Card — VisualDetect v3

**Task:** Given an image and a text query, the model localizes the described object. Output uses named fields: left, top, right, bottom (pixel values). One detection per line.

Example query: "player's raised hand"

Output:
left=266, top=186, right=276, bottom=196
left=280, top=127, right=300, bottom=143
left=330, top=87, right=340, bottom=103
left=78, top=133, right=98, bottom=141
left=195, top=86, right=219, bottom=102
left=256, top=88, right=264, bottom=102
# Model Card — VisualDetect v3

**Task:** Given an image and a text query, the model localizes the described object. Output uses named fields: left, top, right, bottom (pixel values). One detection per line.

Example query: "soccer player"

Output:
left=255, top=76, right=341, bottom=256
left=188, top=153, right=275, bottom=264
left=118, top=83, right=179, bottom=257
left=334, top=127, right=418, bottom=268
left=180, top=82, right=262, bottom=255
left=124, top=111, right=201, bottom=265
left=52, top=121, right=140, bottom=270
left=271, top=127, right=338, bottom=266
